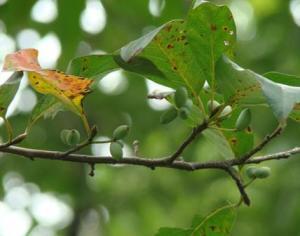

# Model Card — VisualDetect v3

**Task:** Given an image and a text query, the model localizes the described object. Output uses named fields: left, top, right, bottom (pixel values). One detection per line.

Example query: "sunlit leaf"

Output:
left=0, top=72, right=23, bottom=117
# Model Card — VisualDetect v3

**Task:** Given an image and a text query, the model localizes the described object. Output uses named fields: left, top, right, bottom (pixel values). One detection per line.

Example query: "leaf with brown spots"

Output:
left=2, top=49, right=93, bottom=133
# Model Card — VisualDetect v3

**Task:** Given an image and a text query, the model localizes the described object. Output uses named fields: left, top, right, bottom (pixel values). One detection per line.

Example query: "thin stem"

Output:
left=3, top=117, right=13, bottom=143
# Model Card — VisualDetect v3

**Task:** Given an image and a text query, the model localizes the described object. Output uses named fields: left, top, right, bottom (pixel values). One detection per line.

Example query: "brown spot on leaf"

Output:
left=230, top=138, right=237, bottom=145
left=167, top=44, right=174, bottom=49
left=211, top=24, right=217, bottom=31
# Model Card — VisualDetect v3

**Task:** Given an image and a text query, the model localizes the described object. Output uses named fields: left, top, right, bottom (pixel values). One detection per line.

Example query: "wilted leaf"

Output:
left=3, top=48, right=41, bottom=71
left=0, top=72, right=23, bottom=117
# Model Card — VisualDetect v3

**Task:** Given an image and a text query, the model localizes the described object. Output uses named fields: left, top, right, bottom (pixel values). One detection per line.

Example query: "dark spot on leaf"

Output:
left=167, top=44, right=174, bottom=49
left=230, top=138, right=237, bottom=145
left=209, top=225, right=217, bottom=231
left=184, top=42, right=189, bottom=46
left=35, top=82, right=39, bottom=85
left=173, top=66, right=178, bottom=71
left=246, top=127, right=252, bottom=133
left=181, top=35, right=186, bottom=40
left=165, top=25, right=172, bottom=32
left=211, top=24, right=217, bottom=31
left=223, top=26, right=228, bottom=31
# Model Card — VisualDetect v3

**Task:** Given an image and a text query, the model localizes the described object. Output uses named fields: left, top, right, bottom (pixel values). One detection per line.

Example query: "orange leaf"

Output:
left=3, top=48, right=41, bottom=72
left=28, top=70, right=92, bottom=115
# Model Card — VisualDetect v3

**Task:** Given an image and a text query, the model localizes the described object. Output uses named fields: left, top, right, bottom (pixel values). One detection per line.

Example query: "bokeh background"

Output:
left=1, top=0, right=300, bottom=235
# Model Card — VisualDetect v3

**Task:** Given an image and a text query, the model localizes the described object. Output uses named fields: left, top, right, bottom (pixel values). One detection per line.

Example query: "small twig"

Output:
left=166, top=120, right=208, bottom=163
left=224, top=167, right=250, bottom=206
left=239, top=125, right=283, bottom=163
left=0, top=133, right=27, bottom=149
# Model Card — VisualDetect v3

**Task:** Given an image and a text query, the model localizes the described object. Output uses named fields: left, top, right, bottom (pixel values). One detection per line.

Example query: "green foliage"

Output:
left=113, top=125, right=130, bottom=140
left=110, top=142, right=123, bottom=160
left=156, top=204, right=237, bottom=236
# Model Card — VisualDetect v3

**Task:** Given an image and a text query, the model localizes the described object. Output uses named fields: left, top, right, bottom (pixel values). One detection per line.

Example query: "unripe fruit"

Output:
left=179, top=107, right=189, bottom=120
left=246, top=166, right=271, bottom=179
left=60, top=129, right=81, bottom=146
left=246, top=167, right=257, bottom=179
left=254, top=167, right=271, bottom=179
left=207, top=100, right=220, bottom=113
left=220, top=105, right=232, bottom=118
left=174, top=87, right=188, bottom=108
left=235, top=108, right=251, bottom=131
left=113, top=125, right=130, bottom=140
left=160, top=107, right=178, bottom=124
left=110, top=142, right=123, bottom=160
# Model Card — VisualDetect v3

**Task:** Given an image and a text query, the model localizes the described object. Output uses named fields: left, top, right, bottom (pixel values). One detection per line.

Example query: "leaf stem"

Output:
left=3, top=117, right=13, bottom=143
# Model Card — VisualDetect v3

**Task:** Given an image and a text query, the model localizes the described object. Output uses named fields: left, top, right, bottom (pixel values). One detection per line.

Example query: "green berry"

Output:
left=113, top=125, right=130, bottom=140
left=174, top=87, right=188, bottom=108
left=160, top=107, right=178, bottom=124
left=235, top=108, right=251, bottom=131
left=254, top=167, right=271, bottom=179
left=110, top=142, right=123, bottom=160
left=179, top=107, right=189, bottom=120
left=207, top=100, right=220, bottom=113
left=60, top=129, right=81, bottom=146
left=246, top=167, right=257, bottom=179
left=246, top=166, right=271, bottom=179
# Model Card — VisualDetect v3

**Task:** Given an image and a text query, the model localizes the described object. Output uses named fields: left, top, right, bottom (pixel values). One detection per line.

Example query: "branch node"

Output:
left=89, top=163, right=95, bottom=177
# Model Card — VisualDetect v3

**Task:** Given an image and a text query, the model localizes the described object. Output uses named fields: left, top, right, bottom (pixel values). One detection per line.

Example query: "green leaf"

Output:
left=202, top=128, right=235, bottom=159
left=187, top=2, right=236, bottom=89
left=121, top=19, right=206, bottom=94
left=216, top=56, right=265, bottom=106
left=191, top=205, right=237, bottom=235
left=0, top=72, right=23, bottom=117
left=155, top=228, right=192, bottom=236
left=67, top=54, right=120, bottom=78
left=27, top=95, right=63, bottom=131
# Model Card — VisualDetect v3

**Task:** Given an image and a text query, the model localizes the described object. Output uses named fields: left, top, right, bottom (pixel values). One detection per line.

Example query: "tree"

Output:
left=1, top=1, right=300, bottom=235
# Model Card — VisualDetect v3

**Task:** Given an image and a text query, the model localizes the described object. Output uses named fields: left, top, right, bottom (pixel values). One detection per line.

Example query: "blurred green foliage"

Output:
left=1, top=0, right=300, bottom=235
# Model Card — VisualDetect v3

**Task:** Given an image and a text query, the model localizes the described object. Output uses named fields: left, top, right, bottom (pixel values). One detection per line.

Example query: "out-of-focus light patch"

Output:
left=91, top=136, right=133, bottom=157
left=0, top=33, right=16, bottom=61
left=31, top=0, right=58, bottom=24
left=146, top=80, right=173, bottom=111
left=3, top=172, right=24, bottom=192
left=16, top=29, right=41, bottom=49
left=0, top=0, right=8, bottom=6
left=0, top=70, right=14, bottom=86
left=290, top=0, right=300, bottom=27
left=229, top=0, right=256, bottom=41
left=80, top=0, right=107, bottom=35
left=250, top=0, right=280, bottom=17
left=98, top=70, right=128, bottom=95
left=78, top=209, right=100, bottom=236
left=148, top=0, right=166, bottom=17
left=16, top=88, right=37, bottom=113
left=76, top=41, right=92, bottom=57
left=29, top=226, right=55, bottom=236
left=0, top=203, right=32, bottom=236
left=30, top=193, right=73, bottom=229
left=4, top=186, right=31, bottom=210
left=99, top=205, right=110, bottom=223
left=6, top=73, right=28, bottom=118
left=36, top=33, right=61, bottom=68
left=90, top=49, right=106, bottom=55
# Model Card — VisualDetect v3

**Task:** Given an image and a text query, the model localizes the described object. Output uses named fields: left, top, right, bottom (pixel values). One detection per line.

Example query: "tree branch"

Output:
left=166, top=120, right=208, bottom=163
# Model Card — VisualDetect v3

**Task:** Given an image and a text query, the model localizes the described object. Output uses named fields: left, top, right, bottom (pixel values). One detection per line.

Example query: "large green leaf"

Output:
left=121, top=19, right=206, bottom=94
left=0, top=72, right=23, bottom=117
left=215, top=56, right=265, bottom=106
left=187, top=2, right=236, bottom=90
left=27, top=95, right=63, bottom=131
